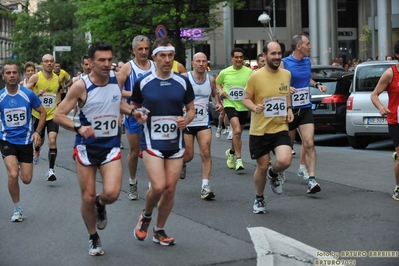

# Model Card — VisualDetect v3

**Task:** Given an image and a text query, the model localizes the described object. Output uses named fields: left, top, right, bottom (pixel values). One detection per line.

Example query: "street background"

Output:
left=0, top=122, right=398, bottom=266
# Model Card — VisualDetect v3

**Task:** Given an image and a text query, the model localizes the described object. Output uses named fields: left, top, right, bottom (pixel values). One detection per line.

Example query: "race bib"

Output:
left=4, top=107, right=27, bottom=127
left=151, top=116, right=178, bottom=140
left=92, top=114, right=119, bottom=137
left=292, top=87, right=310, bottom=107
left=228, top=87, right=244, bottom=101
left=39, top=93, right=57, bottom=108
left=193, top=103, right=208, bottom=122
left=263, top=97, right=287, bottom=117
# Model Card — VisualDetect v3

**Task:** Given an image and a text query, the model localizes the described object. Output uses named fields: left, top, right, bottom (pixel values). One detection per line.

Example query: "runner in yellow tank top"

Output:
left=172, top=60, right=186, bottom=73
left=26, top=54, right=63, bottom=182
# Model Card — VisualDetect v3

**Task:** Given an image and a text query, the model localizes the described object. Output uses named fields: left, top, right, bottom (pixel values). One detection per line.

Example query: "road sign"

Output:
left=54, top=46, right=71, bottom=52
left=155, top=25, right=167, bottom=39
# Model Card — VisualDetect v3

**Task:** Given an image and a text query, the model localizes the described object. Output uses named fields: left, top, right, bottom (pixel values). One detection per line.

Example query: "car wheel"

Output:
left=347, top=135, right=370, bottom=149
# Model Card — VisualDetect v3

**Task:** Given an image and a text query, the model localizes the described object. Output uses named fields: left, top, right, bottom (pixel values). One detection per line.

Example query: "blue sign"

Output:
left=155, top=25, right=167, bottom=39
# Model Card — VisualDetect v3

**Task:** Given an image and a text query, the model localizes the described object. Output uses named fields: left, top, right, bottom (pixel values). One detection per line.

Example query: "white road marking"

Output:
left=247, top=227, right=337, bottom=266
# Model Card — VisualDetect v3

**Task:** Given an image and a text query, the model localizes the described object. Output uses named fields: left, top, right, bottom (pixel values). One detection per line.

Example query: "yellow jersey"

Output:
left=32, top=72, right=60, bottom=120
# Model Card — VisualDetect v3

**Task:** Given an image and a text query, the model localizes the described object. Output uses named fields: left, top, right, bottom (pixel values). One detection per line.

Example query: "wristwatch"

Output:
left=74, top=122, right=82, bottom=133
left=315, top=82, right=322, bottom=88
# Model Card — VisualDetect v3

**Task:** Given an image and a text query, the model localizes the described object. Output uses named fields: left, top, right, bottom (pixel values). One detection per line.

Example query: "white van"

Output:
left=346, top=60, right=397, bottom=149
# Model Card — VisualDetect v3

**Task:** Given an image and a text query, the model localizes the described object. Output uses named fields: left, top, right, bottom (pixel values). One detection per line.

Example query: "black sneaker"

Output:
left=95, top=195, right=107, bottom=230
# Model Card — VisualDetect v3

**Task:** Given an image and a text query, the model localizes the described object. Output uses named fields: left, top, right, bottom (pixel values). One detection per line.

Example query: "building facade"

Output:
left=188, top=0, right=399, bottom=69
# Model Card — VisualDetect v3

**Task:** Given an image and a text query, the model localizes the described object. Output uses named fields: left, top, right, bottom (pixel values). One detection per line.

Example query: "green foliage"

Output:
left=359, top=24, right=371, bottom=53
left=73, top=0, right=244, bottom=65
left=11, top=0, right=88, bottom=74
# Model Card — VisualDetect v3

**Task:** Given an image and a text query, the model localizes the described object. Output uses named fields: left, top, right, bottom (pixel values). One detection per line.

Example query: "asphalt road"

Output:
left=0, top=124, right=398, bottom=266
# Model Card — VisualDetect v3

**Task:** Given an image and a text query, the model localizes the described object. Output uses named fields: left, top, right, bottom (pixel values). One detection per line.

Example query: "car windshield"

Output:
left=310, top=81, right=337, bottom=96
left=355, top=64, right=393, bottom=92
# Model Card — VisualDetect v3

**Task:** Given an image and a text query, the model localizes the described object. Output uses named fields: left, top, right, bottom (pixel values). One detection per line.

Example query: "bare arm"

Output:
left=54, top=80, right=86, bottom=132
left=118, top=63, right=133, bottom=98
left=31, top=104, right=47, bottom=147
left=178, top=62, right=186, bottom=74
left=25, top=74, right=39, bottom=92
left=371, top=68, right=393, bottom=116
left=210, top=76, right=223, bottom=112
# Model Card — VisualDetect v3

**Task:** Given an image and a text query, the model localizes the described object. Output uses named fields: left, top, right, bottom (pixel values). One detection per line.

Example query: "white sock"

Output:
left=202, top=179, right=209, bottom=188
left=14, top=203, right=21, bottom=210
left=129, top=178, right=136, bottom=184
left=154, top=226, right=164, bottom=232
left=299, top=164, right=307, bottom=170
left=395, top=185, right=399, bottom=191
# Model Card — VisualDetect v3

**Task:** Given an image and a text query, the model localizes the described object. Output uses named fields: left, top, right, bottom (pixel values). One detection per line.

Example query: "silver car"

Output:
left=346, top=60, right=397, bottom=149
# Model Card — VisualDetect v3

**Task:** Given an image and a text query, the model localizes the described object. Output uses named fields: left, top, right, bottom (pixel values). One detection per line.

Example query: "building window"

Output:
left=234, top=0, right=286, bottom=27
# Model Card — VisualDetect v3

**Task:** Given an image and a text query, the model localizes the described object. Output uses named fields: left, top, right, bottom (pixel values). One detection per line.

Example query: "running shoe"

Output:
left=134, top=213, right=151, bottom=241
left=278, top=172, right=285, bottom=185
left=46, top=169, right=57, bottom=181
left=392, top=152, right=398, bottom=163
left=11, top=208, right=23, bottom=222
left=392, top=188, right=399, bottom=201
left=235, top=158, right=244, bottom=171
left=297, top=168, right=310, bottom=180
left=227, top=130, right=233, bottom=140
left=215, top=127, right=222, bottom=139
left=95, top=196, right=107, bottom=230
left=291, top=149, right=296, bottom=155
left=267, top=167, right=283, bottom=195
left=33, top=150, right=40, bottom=165
left=128, top=181, right=138, bottom=200
left=201, top=185, right=215, bottom=200
left=225, top=149, right=235, bottom=169
left=180, top=163, right=187, bottom=179
left=88, top=237, right=104, bottom=256
left=253, top=198, right=266, bottom=214
left=153, top=229, right=175, bottom=246
left=120, top=141, right=124, bottom=149
left=307, top=179, right=321, bottom=194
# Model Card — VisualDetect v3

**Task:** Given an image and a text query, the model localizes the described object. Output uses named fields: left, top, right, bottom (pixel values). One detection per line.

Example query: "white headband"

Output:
left=152, top=46, right=175, bottom=55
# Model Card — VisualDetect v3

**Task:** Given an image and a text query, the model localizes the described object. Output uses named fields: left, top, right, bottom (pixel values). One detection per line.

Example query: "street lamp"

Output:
left=258, top=12, right=273, bottom=41
left=258, top=0, right=276, bottom=41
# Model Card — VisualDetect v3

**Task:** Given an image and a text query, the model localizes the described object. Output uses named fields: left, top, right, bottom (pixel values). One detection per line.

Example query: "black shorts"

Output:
left=183, top=125, right=211, bottom=135
left=33, top=118, right=59, bottom=139
left=0, top=140, right=33, bottom=163
left=73, top=145, right=121, bottom=166
left=288, top=107, right=314, bottom=131
left=61, top=93, right=67, bottom=101
left=249, top=131, right=291, bottom=160
left=388, top=124, right=399, bottom=147
left=224, top=107, right=248, bottom=125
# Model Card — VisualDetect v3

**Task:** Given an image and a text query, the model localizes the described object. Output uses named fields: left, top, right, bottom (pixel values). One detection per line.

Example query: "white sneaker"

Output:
left=253, top=199, right=266, bottom=214
left=11, top=208, right=24, bottom=222
left=46, top=169, right=57, bottom=181
left=227, top=130, right=233, bottom=140
left=297, top=168, right=309, bottom=180
left=278, top=172, right=285, bottom=185
left=215, top=127, right=222, bottom=139
left=33, top=151, right=40, bottom=165
left=88, top=237, right=104, bottom=256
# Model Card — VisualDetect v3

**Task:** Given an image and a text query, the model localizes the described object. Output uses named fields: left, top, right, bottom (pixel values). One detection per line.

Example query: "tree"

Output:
left=11, top=0, right=88, bottom=74
left=73, top=0, right=244, bottom=65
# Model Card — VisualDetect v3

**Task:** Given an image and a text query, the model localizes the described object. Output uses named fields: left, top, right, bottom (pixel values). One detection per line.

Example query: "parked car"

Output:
left=311, top=70, right=353, bottom=134
left=346, top=60, right=397, bottom=149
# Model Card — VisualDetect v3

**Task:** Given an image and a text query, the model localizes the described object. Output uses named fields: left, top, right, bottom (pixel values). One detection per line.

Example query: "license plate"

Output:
left=366, top=117, right=387, bottom=124
left=312, top=104, right=316, bottom=110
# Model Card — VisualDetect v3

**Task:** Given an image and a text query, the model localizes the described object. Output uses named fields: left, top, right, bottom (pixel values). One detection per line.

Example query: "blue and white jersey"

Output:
left=131, top=70, right=195, bottom=151
left=124, top=60, right=155, bottom=103
left=0, top=85, right=42, bottom=145
left=75, top=71, right=122, bottom=148
left=187, top=71, right=212, bottom=127
left=282, top=55, right=312, bottom=109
